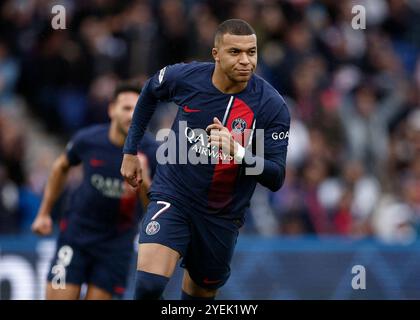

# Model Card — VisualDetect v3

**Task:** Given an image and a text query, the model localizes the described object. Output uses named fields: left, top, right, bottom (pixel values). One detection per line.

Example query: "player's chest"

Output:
left=81, top=145, right=123, bottom=178
left=81, top=146, right=134, bottom=198
left=177, top=93, right=259, bottom=131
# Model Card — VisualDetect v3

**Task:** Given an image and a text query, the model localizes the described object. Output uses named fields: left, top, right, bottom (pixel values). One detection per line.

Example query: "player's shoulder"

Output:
left=167, top=60, right=211, bottom=76
left=253, top=74, right=288, bottom=118
left=253, top=73, right=286, bottom=106
left=71, top=123, right=109, bottom=142
left=183, top=61, right=213, bottom=73
left=158, top=61, right=212, bottom=93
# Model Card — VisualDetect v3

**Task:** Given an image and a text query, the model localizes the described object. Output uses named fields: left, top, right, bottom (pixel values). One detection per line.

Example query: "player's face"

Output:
left=109, top=92, right=138, bottom=136
left=213, top=34, right=257, bottom=83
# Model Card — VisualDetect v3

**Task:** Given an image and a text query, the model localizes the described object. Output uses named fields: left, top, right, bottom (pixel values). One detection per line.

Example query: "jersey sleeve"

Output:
left=123, top=63, right=186, bottom=155
left=65, top=131, right=86, bottom=166
left=243, top=96, right=290, bottom=191
left=137, top=133, right=159, bottom=178
left=261, top=98, right=290, bottom=168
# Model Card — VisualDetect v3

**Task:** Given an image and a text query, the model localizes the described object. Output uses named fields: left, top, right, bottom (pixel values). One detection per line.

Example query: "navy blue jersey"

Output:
left=61, top=124, right=158, bottom=246
left=124, top=62, right=290, bottom=219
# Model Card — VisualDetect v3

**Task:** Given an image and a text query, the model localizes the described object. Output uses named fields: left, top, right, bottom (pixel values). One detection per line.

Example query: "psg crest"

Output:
left=231, top=118, right=247, bottom=133
left=146, top=221, right=160, bottom=235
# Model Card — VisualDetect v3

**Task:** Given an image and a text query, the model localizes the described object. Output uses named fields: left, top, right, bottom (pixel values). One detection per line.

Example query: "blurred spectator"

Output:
left=0, top=39, right=20, bottom=106
left=372, top=196, right=416, bottom=244
left=0, top=110, right=25, bottom=186
left=0, top=164, right=19, bottom=234
left=339, top=79, right=405, bottom=176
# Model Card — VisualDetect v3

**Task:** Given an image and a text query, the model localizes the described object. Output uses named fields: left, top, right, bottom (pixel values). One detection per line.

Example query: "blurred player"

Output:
left=121, top=19, right=290, bottom=299
left=32, top=82, right=158, bottom=300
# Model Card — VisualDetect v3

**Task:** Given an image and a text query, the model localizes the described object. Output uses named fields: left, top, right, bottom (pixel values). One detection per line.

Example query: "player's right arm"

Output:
left=31, top=154, right=71, bottom=236
left=32, top=129, right=84, bottom=236
left=121, top=64, right=183, bottom=187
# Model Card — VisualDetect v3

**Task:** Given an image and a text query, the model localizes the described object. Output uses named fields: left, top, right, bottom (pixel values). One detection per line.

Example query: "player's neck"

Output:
left=108, top=123, right=126, bottom=147
left=212, top=66, right=248, bottom=94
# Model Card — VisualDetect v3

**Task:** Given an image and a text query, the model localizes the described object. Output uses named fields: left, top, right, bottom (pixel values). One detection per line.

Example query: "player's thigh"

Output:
left=182, top=269, right=217, bottom=298
left=46, top=282, right=81, bottom=300
left=183, top=215, right=241, bottom=290
left=85, top=284, right=112, bottom=300
left=87, top=248, right=133, bottom=298
left=138, top=200, right=190, bottom=277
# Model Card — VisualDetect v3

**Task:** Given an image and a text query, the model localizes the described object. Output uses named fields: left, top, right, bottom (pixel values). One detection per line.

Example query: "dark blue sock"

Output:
left=181, top=291, right=216, bottom=300
left=134, top=270, right=169, bottom=300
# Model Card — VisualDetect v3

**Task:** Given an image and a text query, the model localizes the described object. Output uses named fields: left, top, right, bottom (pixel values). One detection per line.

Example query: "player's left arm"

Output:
left=208, top=99, right=290, bottom=192
left=245, top=103, right=290, bottom=192
left=122, top=64, right=183, bottom=187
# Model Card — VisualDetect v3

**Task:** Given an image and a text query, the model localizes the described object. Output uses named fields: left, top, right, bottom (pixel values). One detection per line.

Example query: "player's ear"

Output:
left=212, top=47, right=219, bottom=62
left=108, top=102, right=116, bottom=119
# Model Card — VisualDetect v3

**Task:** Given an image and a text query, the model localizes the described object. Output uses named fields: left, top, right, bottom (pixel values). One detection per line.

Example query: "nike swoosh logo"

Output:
left=183, top=105, right=201, bottom=113
left=203, top=278, right=221, bottom=284
left=90, top=159, right=105, bottom=167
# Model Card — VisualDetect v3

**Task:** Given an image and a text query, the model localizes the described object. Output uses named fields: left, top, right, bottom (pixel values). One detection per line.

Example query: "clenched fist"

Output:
left=206, top=117, right=238, bottom=156
left=121, top=153, right=143, bottom=188
left=31, top=215, right=53, bottom=236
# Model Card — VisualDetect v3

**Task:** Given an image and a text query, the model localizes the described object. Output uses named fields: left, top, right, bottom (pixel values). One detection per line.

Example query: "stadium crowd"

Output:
left=0, top=0, right=419, bottom=243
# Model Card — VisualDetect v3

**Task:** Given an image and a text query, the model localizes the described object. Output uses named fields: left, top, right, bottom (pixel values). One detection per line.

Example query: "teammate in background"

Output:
left=32, top=82, right=158, bottom=300
left=121, top=19, right=290, bottom=300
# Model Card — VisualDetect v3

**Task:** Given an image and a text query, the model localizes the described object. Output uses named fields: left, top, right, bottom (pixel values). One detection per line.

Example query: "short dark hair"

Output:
left=214, top=19, right=256, bottom=46
left=112, top=81, right=141, bottom=101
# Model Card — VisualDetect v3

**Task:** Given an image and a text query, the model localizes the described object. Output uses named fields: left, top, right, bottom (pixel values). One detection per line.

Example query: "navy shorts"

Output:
left=139, top=199, right=242, bottom=289
left=47, top=234, right=133, bottom=297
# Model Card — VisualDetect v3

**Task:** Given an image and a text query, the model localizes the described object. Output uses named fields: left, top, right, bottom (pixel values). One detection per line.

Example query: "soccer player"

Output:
left=121, top=19, right=290, bottom=300
left=31, top=82, right=158, bottom=300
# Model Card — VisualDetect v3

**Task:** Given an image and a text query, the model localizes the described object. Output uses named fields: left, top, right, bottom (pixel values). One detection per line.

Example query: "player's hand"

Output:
left=31, top=214, right=53, bottom=236
left=206, top=117, right=238, bottom=156
left=121, top=153, right=143, bottom=188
